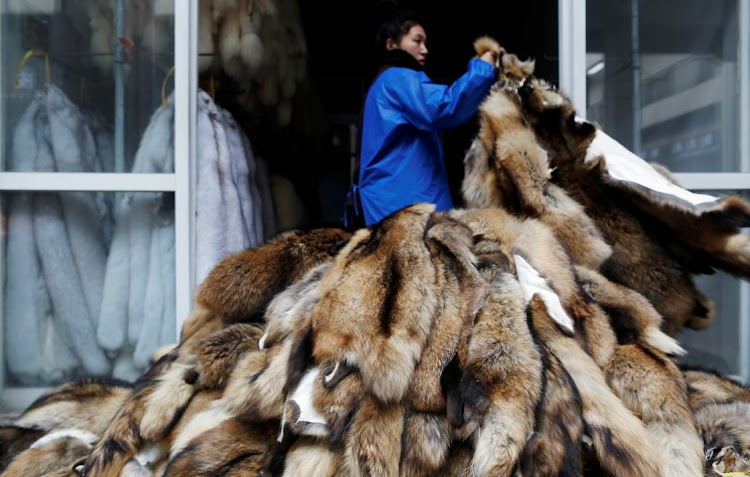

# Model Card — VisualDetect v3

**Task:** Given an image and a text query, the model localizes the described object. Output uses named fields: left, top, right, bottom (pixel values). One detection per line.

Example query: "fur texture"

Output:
left=462, top=88, right=612, bottom=271
left=311, top=204, right=440, bottom=405
left=81, top=322, right=261, bottom=476
left=14, top=378, right=132, bottom=437
left=518, top=346, right=584, bottom=477
left=2, top=431, right=94, bottom=477
left=528, top=296, right=662, bottom=476
left=406, top=212, right=489, bottom=416
left=515, top=79, right=723, bottom=335
left=163, top=417, right=278, bottom=476
left=463, top=267, right=543, bottom=477
left=182, top=227, right=350, bottom=340
left=282, top=437, right=341, bottom=477
left=684, top=367, right=750, bottom=473
left=342, top=395, right=403, bottom=477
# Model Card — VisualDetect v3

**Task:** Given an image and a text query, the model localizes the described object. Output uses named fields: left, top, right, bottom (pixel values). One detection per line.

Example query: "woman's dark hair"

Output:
left=374, top=9, right=425, bottom=58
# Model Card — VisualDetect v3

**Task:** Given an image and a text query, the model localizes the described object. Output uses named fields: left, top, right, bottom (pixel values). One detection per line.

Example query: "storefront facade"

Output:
left=0, top=0, right=747, bottom=410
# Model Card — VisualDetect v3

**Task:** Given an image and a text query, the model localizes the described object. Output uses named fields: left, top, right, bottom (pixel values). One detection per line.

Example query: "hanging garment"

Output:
left=220, top=108, right=261, bottom=247
left=195, top=91, right=232, bottom=285
left=45, top=86, right=109, bottom=331
left=5, top=94, right=48, bottom=383
left=98, top=97, right=175, bottom=363
left=32, top=86, right=111, bottom=377
left=195, top=91, right=269, bottom=285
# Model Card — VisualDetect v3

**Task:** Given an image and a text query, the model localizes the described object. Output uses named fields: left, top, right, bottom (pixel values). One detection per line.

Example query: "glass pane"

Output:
left=677, top=271, right=741, bottom=376
left=2, top=190, right=176, bottom=387
left=586, top=0, right=739, bottom=172
left=675, top=190, right=748, bottom=377
left=1, top=1, right=175, bottom=173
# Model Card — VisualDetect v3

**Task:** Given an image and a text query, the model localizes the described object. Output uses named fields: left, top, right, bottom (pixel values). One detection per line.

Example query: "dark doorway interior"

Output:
left=267, top=1, right=559, bottom=227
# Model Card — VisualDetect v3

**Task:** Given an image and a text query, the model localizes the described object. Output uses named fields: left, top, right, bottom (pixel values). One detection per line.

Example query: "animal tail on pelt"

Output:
left=528, top=296, right=663, bottom=476
left=518, top=344, right=584, bottom=477
left=81, top=352, right=198, bottom=477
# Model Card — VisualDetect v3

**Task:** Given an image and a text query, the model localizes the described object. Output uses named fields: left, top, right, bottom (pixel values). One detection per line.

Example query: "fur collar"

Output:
left=377, top=49, right=424, bottom=75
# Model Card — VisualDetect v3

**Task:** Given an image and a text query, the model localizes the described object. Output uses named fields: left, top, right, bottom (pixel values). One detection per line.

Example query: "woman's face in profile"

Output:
left=397, top=24, right=428, bottom=66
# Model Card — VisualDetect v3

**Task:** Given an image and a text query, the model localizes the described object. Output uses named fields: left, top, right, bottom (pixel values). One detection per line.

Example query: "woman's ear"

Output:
left=386, top=38, right=398, bottom=50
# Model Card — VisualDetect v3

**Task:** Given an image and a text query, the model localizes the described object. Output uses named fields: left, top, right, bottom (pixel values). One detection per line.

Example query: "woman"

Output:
left=348, top=10, right=496, bottom=227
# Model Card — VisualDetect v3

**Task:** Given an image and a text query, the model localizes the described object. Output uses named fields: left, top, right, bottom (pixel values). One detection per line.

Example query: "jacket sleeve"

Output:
left=382, top=58, right=496, bottom=131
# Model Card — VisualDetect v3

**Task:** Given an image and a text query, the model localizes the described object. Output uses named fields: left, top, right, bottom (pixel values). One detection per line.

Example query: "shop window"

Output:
left=586, top=0, right=740, bottom=173
left=585, top=0, right=749, bottom=381
left=0, top=1, right=177, bottom=408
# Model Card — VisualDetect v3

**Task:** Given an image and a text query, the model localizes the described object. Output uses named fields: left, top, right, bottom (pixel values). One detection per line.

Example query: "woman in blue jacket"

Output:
left=349, top=11, right=496, bottom=226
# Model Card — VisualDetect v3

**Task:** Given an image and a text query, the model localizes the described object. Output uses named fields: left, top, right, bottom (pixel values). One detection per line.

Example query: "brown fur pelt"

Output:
left=683, top=367, right=750, bottom=473
left=462, top=86, right=612, bottom=271
left=282, top=437, right=342, bottom=477
left=528, top=296, right=662, bottom=476
left=162, top=416, right=279, bottom=476
left=462, top=88, right=612, bottom=268
left=518, top=346, right=584, bottom=477
left=81, top=323, right=263, bottom=477
left=405, top=212, right=489, bottom=413
left=1, top=431, right=95, bottom=477
left=13, top=378, right=133, bottom=437
left=509, top=78, right=750, bottom=335
left=182, top=227, right=350, bottom=341
left=460, top=267, right=544, bottom=477
left=575, top=269, right=704, bottom=475
left=473, top=36, right=535, bottom=84
left=0, top=426, right=46, bottom=472
left=341, top=395, right=404, bottom=477
left=0, top=378, right=132, bottom=474
left=308, top=203, right=441, bottom=405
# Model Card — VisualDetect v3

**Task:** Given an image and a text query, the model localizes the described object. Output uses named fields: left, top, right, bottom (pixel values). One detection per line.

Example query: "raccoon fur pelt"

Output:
left=182, top=227, right=350, bottom=341
left=464, top=63, right=750, bottom=335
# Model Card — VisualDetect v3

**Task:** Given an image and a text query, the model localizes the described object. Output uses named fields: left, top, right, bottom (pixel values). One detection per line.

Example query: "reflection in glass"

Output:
left=3, top=190, right=175, bottom=387
left=586, top=0, right=739, bottom=173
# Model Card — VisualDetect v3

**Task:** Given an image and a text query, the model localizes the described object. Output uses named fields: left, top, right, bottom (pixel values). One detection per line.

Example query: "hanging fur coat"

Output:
left=5, top=85, right=112, bottom=383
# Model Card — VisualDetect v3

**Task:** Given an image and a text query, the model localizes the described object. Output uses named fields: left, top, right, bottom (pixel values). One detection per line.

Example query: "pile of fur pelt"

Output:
left=5, top=41, right=750, bottom=477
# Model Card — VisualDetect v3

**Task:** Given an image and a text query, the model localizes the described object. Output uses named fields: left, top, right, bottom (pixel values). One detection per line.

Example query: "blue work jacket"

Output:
left=356, top=58, right=496, bottom=225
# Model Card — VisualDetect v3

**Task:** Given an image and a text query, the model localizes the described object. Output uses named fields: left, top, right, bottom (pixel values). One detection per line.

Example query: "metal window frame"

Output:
left=0, top=0, right=198, bottom=410
left=561, top=0, right=750, bottom=382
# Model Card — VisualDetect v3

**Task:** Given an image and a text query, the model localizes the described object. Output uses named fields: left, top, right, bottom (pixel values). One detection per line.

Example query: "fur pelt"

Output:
left=462, top=88, right=612, bottom=271
left=456, top=206, right=702, bottom=475
left=81, top=323, right=262, bottom=477
left=406, top=212, right=489, bottom=417
left=473, top=35, right=534, bottom=83
left=282, top=437, right=341, bottom=477
left=0, top=426, right=46, bottom=472
left=162, top=416, right=278, bottom=476
left=0, top=378, right=132, bottom=473
left=182, top=227, right=350, bottom=341
left=683, top=367, right=750, bottom=473
left=309, top=204, right=440, bottom=405
left=517, top=345, right=584, bottom=477
left=575, top=269, right=704, bottom=475
left=13, top=377, right=132, bottom=438
left=510, top=77, right=750, bottom=335
left=528, top=296, right=663, bottom=476
left=342, top=395, right=404, bottom=477
left=461, top=267, right=543, bottom=477
left=2, top=429, right=96, bottom=477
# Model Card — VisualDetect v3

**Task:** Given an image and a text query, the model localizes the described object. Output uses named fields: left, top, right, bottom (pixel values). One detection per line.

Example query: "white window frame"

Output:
left=560, top=0, right=750, bottom=382
left=0, top=0, right=198, bottom=410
